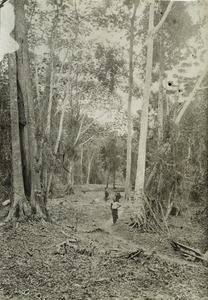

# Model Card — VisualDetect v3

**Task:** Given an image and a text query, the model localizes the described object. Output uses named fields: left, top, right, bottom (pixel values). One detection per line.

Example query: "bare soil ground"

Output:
left=0, top=187, right=207, bottom=300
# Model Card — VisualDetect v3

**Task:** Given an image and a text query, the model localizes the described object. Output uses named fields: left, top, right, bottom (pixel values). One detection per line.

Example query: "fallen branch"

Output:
left=171, top=240, right=208, bottom=264
left=85, top=227, right=110, bottom=234
left=115, top=248, right=155, bottom=260
left=127, top=249, right=144, bottom=260
left=60, top=231, right=78, bottom=241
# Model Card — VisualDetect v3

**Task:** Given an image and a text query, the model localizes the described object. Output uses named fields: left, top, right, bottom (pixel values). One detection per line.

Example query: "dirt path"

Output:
left=0, top=190, right=207, bottom=300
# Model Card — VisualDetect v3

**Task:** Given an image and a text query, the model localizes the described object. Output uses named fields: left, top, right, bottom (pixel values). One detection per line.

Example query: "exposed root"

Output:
left=5, top=192, right=50, bottom=224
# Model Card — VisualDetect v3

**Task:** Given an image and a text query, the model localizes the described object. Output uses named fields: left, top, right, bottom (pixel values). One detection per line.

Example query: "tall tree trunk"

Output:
left=125, top=2, right=138, bottom=201
left=134, top=1, right=155, bottom=222
left=40, top=7, right=60, bottom=195
left=6, top=53, right=29, bottom=222
left=46, top=76, right=71, bottom=198
left=134, top=0, right=173, bottom=224
left=158, top=25, right=164, bottom=144
left=10, top=0, right=48, bottom=219
left=156, top=12, right=164, bottom=199
left=45, top=24, right=79, bottom=199
left=45, top=66, right=55, bottom=138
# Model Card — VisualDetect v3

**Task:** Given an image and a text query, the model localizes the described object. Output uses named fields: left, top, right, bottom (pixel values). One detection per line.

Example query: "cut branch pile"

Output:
left=54, top=239, right=95, bottom=257
left=171, top=240, right=208, bottom=265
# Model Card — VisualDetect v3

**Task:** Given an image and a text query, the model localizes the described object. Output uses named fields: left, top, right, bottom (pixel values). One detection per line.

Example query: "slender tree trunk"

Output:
left=86, top=151, right=94, bottom=185
left=156, top=15, right=164, bottom=199
left=164, top=79, right=169, bottom=116
left=45, top=22, right=79, bottom=199
left=158, top=27, right=164, bottom=144
left=113, top=169, right=116, bottom=189
left=105, top=169, right=109, bottom=188
left=41, top=64, right=55, bottom=195
left=125, top=2, right=138, bottom=201
left=46, top=75, right=71, bottom=198
left=40, top=8, right=60, bottom=195
left=80, top=146, right=83, bottom=184
left=66, top=159, right=74, bottom=194
left=44, top=3, right=59, bottom=139
left=45, top=66, right=55, bottom=138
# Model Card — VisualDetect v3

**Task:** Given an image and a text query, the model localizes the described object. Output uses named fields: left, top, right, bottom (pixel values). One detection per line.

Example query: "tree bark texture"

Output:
left=134, top=0, right=155, bottom=216
left=158, top=23, right=164, bottom=144
left=134, top=0, right=173, bottom=223
left=7, top=0, right=48, bottom=220
left=125, top=2, right=138, bottom=201
left=6, top=53, right=29, bottom=221
left=66, top=159, right=74, bottom=194
left=86, top=151, right=94, bottom=185
left=46, top=66, right=72, bottom=198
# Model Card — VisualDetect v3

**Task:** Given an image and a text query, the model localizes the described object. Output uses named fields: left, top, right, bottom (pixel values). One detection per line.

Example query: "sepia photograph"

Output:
left=0, top=0, right=208, bottom=299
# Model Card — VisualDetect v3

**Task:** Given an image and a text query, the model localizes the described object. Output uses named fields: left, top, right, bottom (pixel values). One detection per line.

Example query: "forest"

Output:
left=0, top=0, right=208, bottom=299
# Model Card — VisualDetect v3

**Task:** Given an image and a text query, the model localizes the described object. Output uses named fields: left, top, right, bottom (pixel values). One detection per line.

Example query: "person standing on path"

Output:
left=110, top=197, right=121, bottom=224
left=104, top=187, right=109, bottom=201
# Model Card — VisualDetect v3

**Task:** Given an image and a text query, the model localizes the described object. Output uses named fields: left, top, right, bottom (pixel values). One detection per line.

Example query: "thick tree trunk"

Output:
left=125, top=2, right=138, bottom=201
left=12, top=0, right=48, bottom=219
left=6, top=53, right=30, bottom=222
left=17, top=78, right=31, bottom=198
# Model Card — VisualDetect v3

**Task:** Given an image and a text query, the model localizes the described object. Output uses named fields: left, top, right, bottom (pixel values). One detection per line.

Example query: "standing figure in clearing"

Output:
left=104, top=187, right=109, bottom=200
left=111, top=196, right=121, bottom=224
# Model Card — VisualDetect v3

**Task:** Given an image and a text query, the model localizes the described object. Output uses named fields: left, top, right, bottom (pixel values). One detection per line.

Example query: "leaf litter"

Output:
left=0, top=189, right=207, bottom=300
